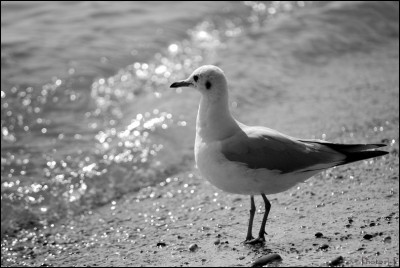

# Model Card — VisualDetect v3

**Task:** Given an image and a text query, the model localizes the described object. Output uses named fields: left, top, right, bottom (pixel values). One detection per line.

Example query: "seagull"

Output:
left=170, top=65, right=388, bottom=244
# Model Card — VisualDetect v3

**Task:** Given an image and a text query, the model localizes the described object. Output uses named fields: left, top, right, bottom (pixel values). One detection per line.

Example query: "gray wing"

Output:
left=220, top=127, right=345, bottom=174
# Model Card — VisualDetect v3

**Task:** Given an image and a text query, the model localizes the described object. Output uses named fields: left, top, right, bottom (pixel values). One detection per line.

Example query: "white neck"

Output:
left=196, top=94, right=240, bottom=142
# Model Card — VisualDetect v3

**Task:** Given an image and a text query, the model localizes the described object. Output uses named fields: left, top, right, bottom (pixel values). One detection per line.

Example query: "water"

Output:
left=1, top=0, right=398, bottom=241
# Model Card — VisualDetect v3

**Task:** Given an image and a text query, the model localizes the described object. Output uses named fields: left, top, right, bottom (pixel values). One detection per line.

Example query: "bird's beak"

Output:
left=170, top=79, right=193, bottom=88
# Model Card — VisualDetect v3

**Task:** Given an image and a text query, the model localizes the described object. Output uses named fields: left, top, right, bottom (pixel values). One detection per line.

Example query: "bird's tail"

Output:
left=300, top=140, right=389, bottom=166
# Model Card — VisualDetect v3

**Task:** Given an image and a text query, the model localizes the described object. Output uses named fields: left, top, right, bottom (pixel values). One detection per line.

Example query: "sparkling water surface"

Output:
left=2, top=1, right=317, bottom=236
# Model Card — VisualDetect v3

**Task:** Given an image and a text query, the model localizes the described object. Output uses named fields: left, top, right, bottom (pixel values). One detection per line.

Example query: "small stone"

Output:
left=383, top=236, right=392, bottom=243
left=156, top=242, right=166, bottom=248
left=315, top=232, right=323, bottom=238
left=363, top=234, right=373, bottom=240
left=251, top=253, right=282, bottom=267
left=214, top=239, right=220, bottom=245
left=318, top=244, right=329, bottom=251
left=328, top=256, right=344, bottom=266
left=188, top=244, right=198, bottom=252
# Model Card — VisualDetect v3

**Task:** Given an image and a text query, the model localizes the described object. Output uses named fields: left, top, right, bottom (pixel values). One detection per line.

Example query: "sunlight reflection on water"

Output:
left=1, top=1, right=316, bottom=238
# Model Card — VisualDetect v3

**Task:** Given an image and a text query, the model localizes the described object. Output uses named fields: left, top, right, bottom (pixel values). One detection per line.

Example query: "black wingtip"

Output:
left=338, top=150, right=389, bottom=166
left=373, top=143, right=388, bottom=148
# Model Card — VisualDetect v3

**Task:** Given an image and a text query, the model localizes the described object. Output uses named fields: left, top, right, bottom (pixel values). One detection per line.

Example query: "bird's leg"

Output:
left=245, top=194, right=271, bottom=245
left=244, top=195, right=256, bottom=242
left=258, top=194, right=271, bottom=241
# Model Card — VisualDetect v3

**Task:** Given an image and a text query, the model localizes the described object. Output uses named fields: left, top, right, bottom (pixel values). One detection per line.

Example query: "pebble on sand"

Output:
left=156, top=242, right=167, bottom=248
left=363, top=234, right=374, bottom=240
left=328, top=256, right=344, bottom=267
left=315, top=232, right=323, bottom=238
left=383, top=236, right=392, bottom=243
left=188, top=244, right=198, bottom=252
left=251, top=253, right=282, bottom=267
left=318, top=244, right=329, bottom=251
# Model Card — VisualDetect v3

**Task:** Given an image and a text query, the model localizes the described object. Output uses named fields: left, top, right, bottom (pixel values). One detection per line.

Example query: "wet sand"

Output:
left=3, top=22, right=399, bottom=268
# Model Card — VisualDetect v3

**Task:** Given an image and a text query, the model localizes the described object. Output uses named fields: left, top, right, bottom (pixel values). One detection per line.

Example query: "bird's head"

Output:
left=170, top=65, right=228, bottom=101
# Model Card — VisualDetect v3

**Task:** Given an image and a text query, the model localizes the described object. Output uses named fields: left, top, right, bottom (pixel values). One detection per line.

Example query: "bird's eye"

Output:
left=205, top=81, right=211, bottom=90
left=193, top=75, right=198, bottom=82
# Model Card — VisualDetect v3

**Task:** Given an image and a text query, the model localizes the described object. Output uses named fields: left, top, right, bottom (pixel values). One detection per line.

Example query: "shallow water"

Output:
left=1, top=0, right=398, bottom=241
